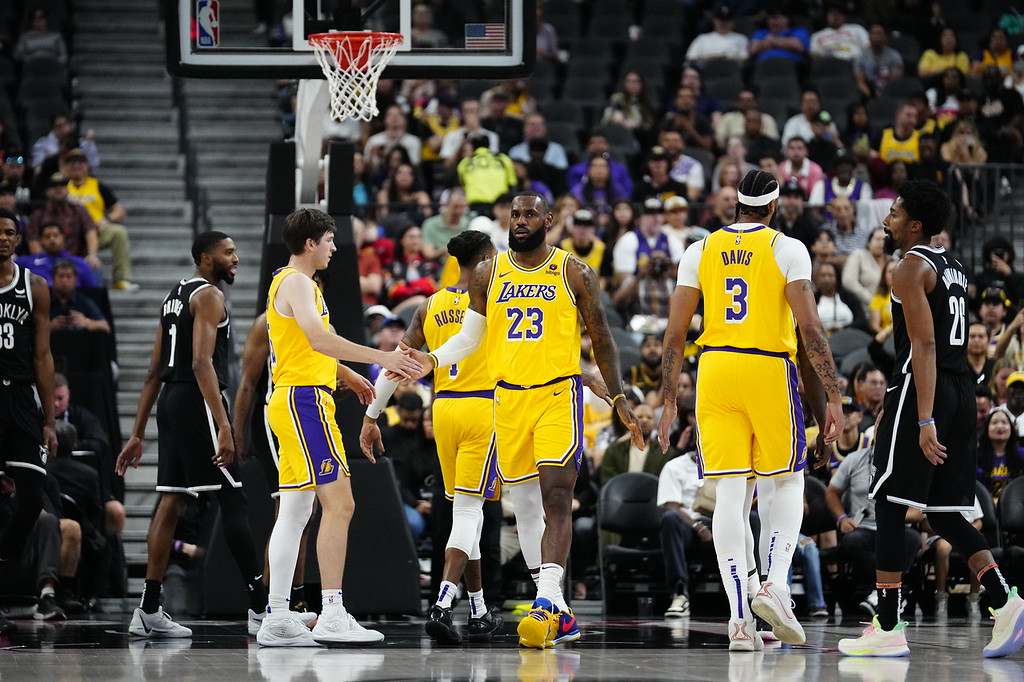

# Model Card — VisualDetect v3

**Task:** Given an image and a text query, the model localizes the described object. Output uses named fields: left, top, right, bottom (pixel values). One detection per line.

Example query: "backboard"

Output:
left=167, top=0, right=535, bottom=79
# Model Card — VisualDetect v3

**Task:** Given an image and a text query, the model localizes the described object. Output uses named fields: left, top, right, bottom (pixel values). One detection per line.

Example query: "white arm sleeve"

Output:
left=429, top=308, right=487, bottom=368
left=365, top=373, right=400, bottom=420
left=675, top=239, right=705, bottom=289
left=773, top=234, right=813, bottom=283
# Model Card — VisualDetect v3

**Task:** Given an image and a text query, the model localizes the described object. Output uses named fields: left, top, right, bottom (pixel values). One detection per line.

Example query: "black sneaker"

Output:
left=0, top=615, right=17, bottom=635
left=58, top=590, right=86, bottom=616
left=425, top=604, right=461, bottom=645
left=34, top=594, right=66, bottom=621
left=467, top=606, right=503, bottom=642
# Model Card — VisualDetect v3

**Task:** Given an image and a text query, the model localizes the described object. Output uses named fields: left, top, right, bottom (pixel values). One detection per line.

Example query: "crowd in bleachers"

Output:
left=0, top=2, right=127, bottom=624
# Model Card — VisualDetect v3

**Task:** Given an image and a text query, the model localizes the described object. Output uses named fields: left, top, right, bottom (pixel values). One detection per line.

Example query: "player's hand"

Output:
left=581, top=370, right=610, bottom=403
left=618, top=400, right=645, bottom=451
left=380, top=343, right=425, bottom=381
left=919, top=423, right=947, bottom=465
left=213, top=428, right=235, bottom=468
left=812, top=430, right=828, bottom=470
left=658, top=401, right=677, bottom=453
left=822, top=400, right=844, bottom=444
left=359, top=416, right=382, bottom=464
left=41, top=424, right=57, bottom=463
left=338, top=365, right=375, bottom=405
left=115, top=436, right=144, bottom=476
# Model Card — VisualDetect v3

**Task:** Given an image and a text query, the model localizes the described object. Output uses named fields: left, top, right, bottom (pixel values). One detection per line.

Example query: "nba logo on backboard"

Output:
left=196, top=0, right=219, bottom=48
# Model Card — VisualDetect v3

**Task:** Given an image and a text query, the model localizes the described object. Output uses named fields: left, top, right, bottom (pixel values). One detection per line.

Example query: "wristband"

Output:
left=612, top=393, right=626, bottom=405
left=837, top=514, right=849, bottom=527
left=917, top=418, right=935, bottom=427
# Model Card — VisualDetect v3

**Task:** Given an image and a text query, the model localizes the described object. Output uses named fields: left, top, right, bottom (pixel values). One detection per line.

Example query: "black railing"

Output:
left=947, top=163, right=1024, bottom=275
left=172, top=76, right=212, bottom=237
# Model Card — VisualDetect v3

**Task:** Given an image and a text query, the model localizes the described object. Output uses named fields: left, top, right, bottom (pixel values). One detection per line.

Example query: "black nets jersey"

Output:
left=0, top=264, right=36, bottom=383
left=159, top=277, right=231, bottom=389
left=891, top=245, right=970, bottom=376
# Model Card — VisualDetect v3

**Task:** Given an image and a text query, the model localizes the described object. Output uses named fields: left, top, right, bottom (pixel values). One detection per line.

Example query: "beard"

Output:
left=508, top=226, right=547, bottom=252
left=641, top=354, right=661, bottom=368
left=214, top=262, right=236, bottom=285
left=883, top=233, right=898, bottom=255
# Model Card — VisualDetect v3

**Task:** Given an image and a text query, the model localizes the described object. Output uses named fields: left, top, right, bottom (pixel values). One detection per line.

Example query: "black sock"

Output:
left=247, top=575, right=269, bottom=613
left=979, top=564, right=1010, bottom=610
left=291, top=584, right=305, bottom=608
left=876, top=582, right=901, bottom=631
left=141, top=579, right=162, bottom=614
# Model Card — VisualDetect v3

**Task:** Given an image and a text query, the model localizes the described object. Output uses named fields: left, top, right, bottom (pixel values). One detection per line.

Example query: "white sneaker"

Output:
left=751, top=582, right=805, bottom=645
left=257, top=613, right=322, bottom=647
left=664, top=594, right=690, bottom=619
left=248, top=608, right=317, bottom=636
left=838, top=615, right=910, bottom=657
left=727, top=617, right=763, bottom=651
left=984, top=587, right=1024, bottom=658
left=967, top=592, right=982, bottom=622
left=129, top=607, right=192, bottom=638
left=935, top=591, right=948, bottom=619
left=312, top=611, right=384, bottom=645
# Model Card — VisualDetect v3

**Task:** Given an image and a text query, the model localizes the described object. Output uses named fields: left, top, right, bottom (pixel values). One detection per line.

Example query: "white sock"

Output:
left=267, top=490, right=315, bottom=618
left=436, top=581, right=458, bottom=609
left=713, top=476, right=751, bottom=621
left=765, top=472, right=804, bottom=586
left=322, top=589, right=345, bottom=616
left=536, top=563, right=564, bottom=605
left=40, top=585, right=55, bottom=598
left=468, top=589, right=486, bottom=618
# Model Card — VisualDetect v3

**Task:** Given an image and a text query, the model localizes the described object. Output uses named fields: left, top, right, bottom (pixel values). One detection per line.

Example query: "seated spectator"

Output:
left=821, top=397, right=872, bottom=475
left=876, top=102, right=922, bottom=166
left=917, top=27, right=970, bottom=83
left=612, top=236, right=677, bottom=329
left=978, top=286, right=1013, bottom=354
left=782, top=90, right=838, bottom=147
left=842, top=228, right=889, bottom=309
left=31, top=114, right=99, bottom=174
left=659, top=86, right=714, bottom=154
left=872, top=159, right=910, bottom=200
left=570, top=154, right=628, bottom=221
left=467, top=192, right=511, bottom=252
left=601, top=71, right=657, bottom=140
left=775, top=178, right=817, bottom=252
left=49, top=261, right=110, bottom=334
left=409, top=3, right=448, bottom=48
left=977, top=386, right=995, bottom=431
left=778, top=137, right=825, bottom=205
left=716, top=90, right=780, bottom=149
left=420, top=188, right=469, bottom=260
left=748, top=7, right=809, bottom=63
left=810, top=150, right=873, bottom=210
left=457, top=136, right=516, bottom=214
left=1006, top=373, right=1024, bottom=437
left=656, top=449, right=709, bottom=618
left=977, top=65, right=1024, bottom=163
left=854, top=23, right=905, bottom=100
left=439, top=99, right=499, bottom=169
left=600, top=199, right=637, bottom=283
left=376, top=162, right=432, bottom=224
left=810, top=227, right=837, bottom=268
left=2, top=155, right=32, bottom=209
left=978, top=407, right=1023, bottom=502
left=364, top=105, right=422, bottom=174
left=559, top=209, right=604, bottom=273
left=685, top=5, right=748, bottom=65
left=546, top=193, right=580, bottom=247
left=805, top=111, right=842, bottom=170
left=613, top=198, right=684, bottom=281
left=380, top=393, right=435, bottom=542
left=14, top=7, right=67, bottom=65
left=995, top=307, right=1024, bottom=371
left=484, top=79, right=537, bottom=119
left=599, top=403, right=674, bottom=483
left=417, top=92, right=461, bottom=184
left=26, top=173, right=99, bottom=274
left=974, top=26, right=1013, bottom=77
left=741, top=109, right=783, bottom=165
left=15, top=222, right=98, bottom=287
left=868, top=260, right=897, bottom=335
left=660, top=195, right=692, bottom=244
left=623, top=334, right=665, bottom=405
left=384, top=224, right=438, bottom=313
left=679, top=66, right=723, bottom=125
left=842, top=103, right=875, bottom=164
left=711, top=138, right=756, bottom=192
left=700, top=185, right=736, bottom=233
left=810, top=2, right=869, bottom=61
left=64, top=150, right=135, bottom=290
left=632, top=145, right=690, bottom=205
left=511, top=159, right=554, bottom=204
left=568, top=133, right=634, bottom=200
left=975, top=237, right=1024, bottom=309
left=480, top=91, right=523, bottom=153
left=927, top=67, right=965, bottom=129
left=355, top=217, right=384, bottom=305
left=813, top=261, right=866, bottom=334
left=659, top=130, right=706, bottom=201
left=827, top=196, right=872, bottom=265
left=509, top=113, right=568, bottom=170
left=535, top=3, right=562, bottom=64
left=967, top=322, right=995, bottom=388
left=941, top=117, right=988, bottom=167
left=851, top=364, right=887, bottom=427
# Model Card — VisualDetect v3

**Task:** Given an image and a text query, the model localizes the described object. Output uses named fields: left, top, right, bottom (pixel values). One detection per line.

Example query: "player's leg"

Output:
left=713, top=474, right=760, bottom=650
left=428, top=491, right=485, bottom=645
left=214, top=482, right=269, bottom=617
left=0, top=393, right=49, bottom=563
left=508, top=480, right=545, bottom=585
left=128, top=490, right=193, bottom=638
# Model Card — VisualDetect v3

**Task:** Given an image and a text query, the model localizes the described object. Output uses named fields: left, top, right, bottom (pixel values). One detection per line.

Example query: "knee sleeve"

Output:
left=712, top=477, right=750, bottom=565
left=447, top=494, right=484, bottom=559
left=874, top=498, right=909, bottom=573
left=508, top=480, right=544, bottom=570
left=927, top=511, right=989, bottom=561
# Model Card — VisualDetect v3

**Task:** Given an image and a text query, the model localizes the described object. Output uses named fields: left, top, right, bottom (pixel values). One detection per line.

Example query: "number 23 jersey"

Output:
left=485, top=248, right=581, bottom=386
left=678, top=224, right=811, bottom=358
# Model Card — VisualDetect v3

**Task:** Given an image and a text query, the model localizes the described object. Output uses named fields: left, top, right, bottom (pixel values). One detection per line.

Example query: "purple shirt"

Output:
left=15, top=251, right=99, bottom=287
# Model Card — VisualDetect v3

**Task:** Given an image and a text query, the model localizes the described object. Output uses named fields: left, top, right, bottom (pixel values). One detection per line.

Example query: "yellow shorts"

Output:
left=694, top=348, right=806, bottom=478
left=432, top=392, right=500, bottom=501
left=493, top=375, right=583, bottom=485
left=267, top=385, right=349, bottom=491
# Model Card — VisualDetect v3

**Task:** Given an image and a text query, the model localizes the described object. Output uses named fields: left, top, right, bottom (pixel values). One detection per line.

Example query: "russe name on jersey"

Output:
left=433, top=308, right=465, bottom=326
left=494, top=282, right=557, bottom=303
left=721, top=249, right=754, bottom=266
left=163, top=298, right=184, bottom=317
left=0, top=303, right=28, bottom=324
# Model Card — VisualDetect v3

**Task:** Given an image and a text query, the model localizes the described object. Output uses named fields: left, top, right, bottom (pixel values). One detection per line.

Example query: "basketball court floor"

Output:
left=0, top=607, right=1019, bottom=681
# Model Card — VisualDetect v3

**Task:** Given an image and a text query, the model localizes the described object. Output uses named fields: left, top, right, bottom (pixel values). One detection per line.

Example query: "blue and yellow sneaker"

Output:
left=550, top=607, right=580, bottom=645
left=517, top=598, right=557, bottom=649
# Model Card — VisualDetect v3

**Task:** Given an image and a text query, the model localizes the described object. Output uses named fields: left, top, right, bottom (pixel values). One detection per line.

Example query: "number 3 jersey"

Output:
left=0, top=264, right=36, bottom=383
left=677, top=223, right=811, bottom=358
left=485, top=248, right=581, bottom=386
left=426, top=286, right=491, bottom=393
left=159, top=277, right=231, bottom=389
left=890, top=245, right=970, bottom=375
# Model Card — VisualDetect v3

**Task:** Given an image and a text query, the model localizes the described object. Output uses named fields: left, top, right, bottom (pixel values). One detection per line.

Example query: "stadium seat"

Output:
left=809, top=56, right=854, bottom=81
left=561, top=77, right=610, bottom=109
left=866, top=96, right=903, bottom=131
left=704, top=76, right=745, bottom=104
left=567, top=56, right=613, bottom=81
left=753, top=58, right=798, bottom=81
left=543, top=100, right=587, bottom=128
left=701, top=58, right=743, bottom=82
left=589, top=14, right=631, bottom=44
left=888, top=33, right=921, bottom=76
left=881, top=76, right=924, bottom=98
left=567, top=36, right=615, bottom=64
left=758, top=75, right=802, bottom=102
left=545, top=121, right=582, bottom=158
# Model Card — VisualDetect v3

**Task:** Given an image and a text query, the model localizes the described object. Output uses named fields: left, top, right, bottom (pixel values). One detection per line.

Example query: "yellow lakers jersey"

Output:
left=878, top=127, right=920, bottom=164
left=266, top=267, right=337, bottom=389
left=485, top=248, right=581, bottom=385
left=66, top=176, right=105, bottom=224
left=696, top=226, right=798, bottom=357
left=426, top=286, right=492, bottom=392
left=559, top=237, right=605, bottom=274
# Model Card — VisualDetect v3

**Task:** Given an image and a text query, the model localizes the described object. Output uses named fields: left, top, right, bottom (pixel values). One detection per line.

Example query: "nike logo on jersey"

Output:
left=886, top=385, right=898, bottom=392
left=553, top=388, right=566, bottom=396
left=498, top=271, right=512, bottom=278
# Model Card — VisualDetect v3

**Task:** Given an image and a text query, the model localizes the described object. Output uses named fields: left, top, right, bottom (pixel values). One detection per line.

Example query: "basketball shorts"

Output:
left=870, top=370, right=976, bottom=511
left=248, top=395, right=283, bottom=498
left=694, top=348, right=807, bottom=478
left=267, top=385, right=348, bottom=492
left=493, top=375, right=583, bottom=485
left=0, top=381, right=46, bottom=476
left=156, top=382, right=243, bottom=496
left=433, top=391, right=499, bottom=501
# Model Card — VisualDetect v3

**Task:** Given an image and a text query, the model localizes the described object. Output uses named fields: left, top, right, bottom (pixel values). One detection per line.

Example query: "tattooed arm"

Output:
left=786, top=278, right=845, bottom=443
left=568, top=257, right=644, bottom=450
left=796, top=333, right=829, bottom=468
left=657, top=285, right=702, bottom=453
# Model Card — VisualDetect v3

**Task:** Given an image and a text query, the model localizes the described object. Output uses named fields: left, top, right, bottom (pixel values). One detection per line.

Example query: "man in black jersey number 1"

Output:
left=116, top=232, right=269, bottom=639
left=0, top=208, right=57, bottom=636
left=838, top=181, right=1024, bottom=658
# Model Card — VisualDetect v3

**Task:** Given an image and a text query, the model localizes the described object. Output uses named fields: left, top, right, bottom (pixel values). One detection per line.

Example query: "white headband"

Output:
left=737, top=186, right=780, bottom=206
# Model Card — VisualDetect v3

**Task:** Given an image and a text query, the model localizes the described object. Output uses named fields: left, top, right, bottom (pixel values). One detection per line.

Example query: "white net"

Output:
left=309, top=32, right=403, bottom=122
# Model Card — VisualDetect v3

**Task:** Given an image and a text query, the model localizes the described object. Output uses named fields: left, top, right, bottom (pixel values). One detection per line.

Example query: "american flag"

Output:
left=465, top=23, right=506, bottom=49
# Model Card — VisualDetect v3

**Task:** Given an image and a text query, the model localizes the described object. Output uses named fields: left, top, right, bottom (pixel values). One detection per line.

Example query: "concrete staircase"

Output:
left=72, top=0, right=280, bottom=600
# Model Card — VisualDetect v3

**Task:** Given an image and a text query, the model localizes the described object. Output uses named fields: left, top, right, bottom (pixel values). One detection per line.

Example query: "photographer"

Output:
left=612, top=246, right=676, bottom=328
left=973, top=236, right=1024, bottom=307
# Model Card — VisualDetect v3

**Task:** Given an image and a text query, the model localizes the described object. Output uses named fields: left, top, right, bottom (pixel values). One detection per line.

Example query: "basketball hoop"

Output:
left=308, top=31, right=403, bottom=122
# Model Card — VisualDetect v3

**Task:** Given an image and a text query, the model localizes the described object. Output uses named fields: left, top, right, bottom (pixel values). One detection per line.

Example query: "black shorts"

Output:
left=156, top=382, right=243, bottom=496
left=870, top=371, right=976, bottom=511
left=248, top=398, right=282, bottom=498
left=0, top=381, right=45, bottom=476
